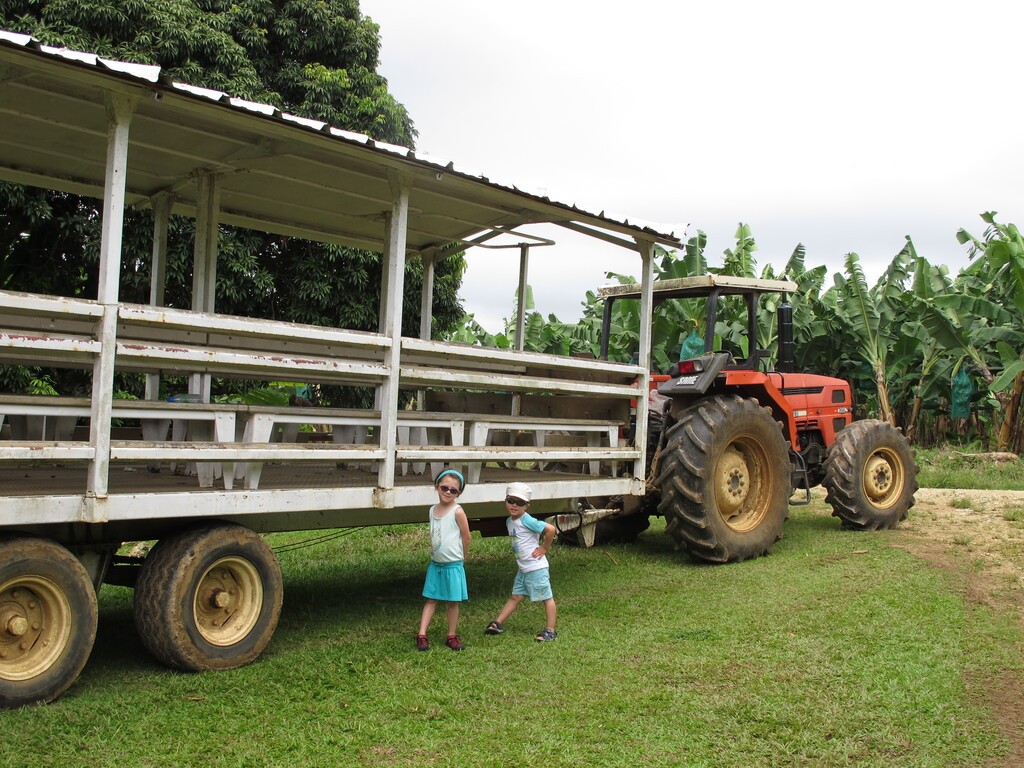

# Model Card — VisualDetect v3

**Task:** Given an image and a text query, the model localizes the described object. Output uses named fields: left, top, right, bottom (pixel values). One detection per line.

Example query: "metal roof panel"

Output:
left=0, top=29, right=683, bottom=253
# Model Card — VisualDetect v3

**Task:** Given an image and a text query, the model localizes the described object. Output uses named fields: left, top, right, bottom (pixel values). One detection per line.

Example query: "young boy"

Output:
left=484, top=482, right=558, bottom=641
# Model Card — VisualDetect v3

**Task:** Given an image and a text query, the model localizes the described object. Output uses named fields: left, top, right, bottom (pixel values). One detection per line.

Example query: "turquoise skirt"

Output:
left=422, top=560, right=468, bottom=602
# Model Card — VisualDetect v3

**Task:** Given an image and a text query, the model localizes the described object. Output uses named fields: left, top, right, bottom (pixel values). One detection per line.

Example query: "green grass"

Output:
left=915, top=447, right=1024, bottom=490
left=1004, top=505, right=1024, bottom=524
left=3, top=502, right=1020, bottom=767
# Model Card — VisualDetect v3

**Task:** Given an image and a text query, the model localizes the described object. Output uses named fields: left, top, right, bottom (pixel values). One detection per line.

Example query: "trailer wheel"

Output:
left=134, top=524, right=282, bottom=672
left=0, top=536, right=98, bottom=709
left=823, top=420, right=918, bottom=529
left=657, top=395, right=790, bottom=563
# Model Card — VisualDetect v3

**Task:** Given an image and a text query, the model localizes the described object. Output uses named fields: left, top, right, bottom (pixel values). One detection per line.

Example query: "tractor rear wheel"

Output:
left=657, top=395, right=791, bottom=563
left=823, top=420, right=918, bottom=529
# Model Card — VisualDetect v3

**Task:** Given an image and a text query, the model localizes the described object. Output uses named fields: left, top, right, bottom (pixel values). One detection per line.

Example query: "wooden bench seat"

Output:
left=397, top=444, right=639, bottom=465
left=462, top=414, right=625, bottom=482
left=236, top=407, right=467, bottom=488
left=0, top=395, right=242, bottom=488
left=109, top=441, right=385, bottom=463
left=0, top=441, right=95, bottom=461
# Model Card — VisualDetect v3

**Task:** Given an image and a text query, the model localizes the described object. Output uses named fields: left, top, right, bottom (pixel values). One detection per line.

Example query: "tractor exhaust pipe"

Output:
left=778, top=302, right=796, bottom=373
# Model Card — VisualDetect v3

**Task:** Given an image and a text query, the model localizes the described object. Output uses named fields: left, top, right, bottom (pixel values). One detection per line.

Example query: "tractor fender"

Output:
left=657, top=352, right=730, bottom=396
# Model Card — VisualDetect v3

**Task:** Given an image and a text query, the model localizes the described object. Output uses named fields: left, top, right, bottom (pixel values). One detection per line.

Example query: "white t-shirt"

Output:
left=430, top=504, right=464, bottom=563
left=507, top=512, right=549, bottom=573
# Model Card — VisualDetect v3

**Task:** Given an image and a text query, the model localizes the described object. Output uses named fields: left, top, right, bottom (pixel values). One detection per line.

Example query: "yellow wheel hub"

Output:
left=193, top=557, right=263, bottom=647
left=0, top=577, right=73, bottom=681
left=715, top=438, right=772, bottom=532
left=862, top=449, right=904, bottom=509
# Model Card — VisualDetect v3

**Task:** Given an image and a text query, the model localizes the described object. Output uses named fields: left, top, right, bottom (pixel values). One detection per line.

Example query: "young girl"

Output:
left=416, top=469, right=471, bottom=651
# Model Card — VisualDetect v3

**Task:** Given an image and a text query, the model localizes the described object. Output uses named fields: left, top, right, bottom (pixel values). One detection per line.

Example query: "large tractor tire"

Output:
left=823, top=419, right=918, bottom=529
left=134, top=524, right=283, bottom=672
left=657, top=395, right=791, bottom=564
left=0, top=536, right=98, bottom=709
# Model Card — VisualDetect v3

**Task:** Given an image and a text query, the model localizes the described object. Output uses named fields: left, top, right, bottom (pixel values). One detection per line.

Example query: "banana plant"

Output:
left=917, top=289, right=1020, bottom=446
left=831, top=246, right=914, bottom=425
left=957, top=212, right=1024, bottom=450
left=899, top=250, right=954, bottom=441
left=720, top=223, right=758, bottom=278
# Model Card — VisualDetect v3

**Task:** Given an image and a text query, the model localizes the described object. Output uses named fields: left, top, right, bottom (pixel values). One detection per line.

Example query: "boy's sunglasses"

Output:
left=505, top=497, right=528, bottom=506
left=438, top=485, right=461, bottom=495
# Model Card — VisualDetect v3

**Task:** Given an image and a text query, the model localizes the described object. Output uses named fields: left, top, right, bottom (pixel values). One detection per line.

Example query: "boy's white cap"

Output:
left=505, top=482, right=532, bottom=502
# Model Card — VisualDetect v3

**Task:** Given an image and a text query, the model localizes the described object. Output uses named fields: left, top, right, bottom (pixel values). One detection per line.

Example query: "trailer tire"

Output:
left=134, top=524, right=282, bottom=672
left=823, top=420, right=918, bottom=529
left=657, top=395, right=790, bottom=563
left=0, top=536, right=98, bottom=709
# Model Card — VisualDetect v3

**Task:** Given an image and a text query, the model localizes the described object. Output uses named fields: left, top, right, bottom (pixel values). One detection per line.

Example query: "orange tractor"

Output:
left=599, top=274, right=918, bottom=563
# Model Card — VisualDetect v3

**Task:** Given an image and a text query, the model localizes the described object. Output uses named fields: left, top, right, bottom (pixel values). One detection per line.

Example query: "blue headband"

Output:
left=434, top=468, right=465, bottom=488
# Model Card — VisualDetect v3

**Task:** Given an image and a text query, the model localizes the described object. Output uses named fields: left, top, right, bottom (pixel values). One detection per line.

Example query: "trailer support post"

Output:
left=631, top=238, right=655, bottom=486
left=86, top=93, right=135, bottom=515
left=190, top=170, right=220, bottom=402
left=145, top=191, right=174, bottom=401
left=377, top=171, right=411, bottom=493
left=514, top=243, right=530, bottom=351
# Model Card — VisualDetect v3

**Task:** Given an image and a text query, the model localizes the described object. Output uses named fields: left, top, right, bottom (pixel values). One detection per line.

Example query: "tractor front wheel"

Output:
left=657, top=395, right=791, bottom=563
left=823, top=420, right=918, bottom=529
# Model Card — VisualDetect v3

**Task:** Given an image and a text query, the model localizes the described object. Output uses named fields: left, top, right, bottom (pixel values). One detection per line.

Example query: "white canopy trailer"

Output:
left=0, top=30, right=681, bottom=707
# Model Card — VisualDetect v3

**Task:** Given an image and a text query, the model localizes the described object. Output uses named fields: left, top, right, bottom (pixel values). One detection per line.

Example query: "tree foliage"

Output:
left=1, top=0, right=415, bottom=142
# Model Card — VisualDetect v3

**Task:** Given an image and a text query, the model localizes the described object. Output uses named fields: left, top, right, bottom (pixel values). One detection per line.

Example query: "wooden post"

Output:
left=377, top=171, right=410, bottom=492
left=87, top=93, right=135, bottom=511
left=632, top=238, right=655, bottom=485
left=190, top=170, right=220, bottom=402
left=145, top=191, right=174, bottom=401
left=515, top=243, right=530, bottom=351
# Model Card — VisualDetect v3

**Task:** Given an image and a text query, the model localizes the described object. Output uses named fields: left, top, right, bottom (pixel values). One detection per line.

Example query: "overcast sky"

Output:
left=360, top=1, right=1023, bottom=331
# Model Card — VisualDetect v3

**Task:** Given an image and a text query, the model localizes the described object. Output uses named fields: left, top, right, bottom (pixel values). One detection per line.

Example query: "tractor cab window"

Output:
left=712, top=294, right=750, bottom=364
left=600, top=281, right=782, bottom=373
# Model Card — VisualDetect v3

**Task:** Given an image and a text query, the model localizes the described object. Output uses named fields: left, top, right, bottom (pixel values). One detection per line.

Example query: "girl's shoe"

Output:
left=446, top=634, right=465, bottom=651
left=484, top=621, right=504, bottom=635
left=415, top=634, right=430, bottom=651
left=535, top=628, right=557, bottom=642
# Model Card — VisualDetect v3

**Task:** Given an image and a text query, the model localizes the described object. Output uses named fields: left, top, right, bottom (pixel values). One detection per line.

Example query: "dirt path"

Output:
left=895, top=488, right=1024, bottom=767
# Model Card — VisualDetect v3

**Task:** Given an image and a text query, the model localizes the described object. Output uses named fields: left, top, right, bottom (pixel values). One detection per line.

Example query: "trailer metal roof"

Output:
left=597, top=274, right=799, bottom=300
left=0, top=30, right=682, bottom=256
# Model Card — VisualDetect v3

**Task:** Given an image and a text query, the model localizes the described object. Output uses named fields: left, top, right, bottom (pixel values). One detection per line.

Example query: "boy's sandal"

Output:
left=484, top=621, right=504, bottom=635
left=535, top=628, right=558, bottom=642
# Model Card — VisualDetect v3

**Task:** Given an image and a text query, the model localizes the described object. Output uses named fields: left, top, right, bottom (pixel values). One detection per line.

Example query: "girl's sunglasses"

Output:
left=438, top=485, right=461, bottom=495
left=505, top=497, right=528, bottom=506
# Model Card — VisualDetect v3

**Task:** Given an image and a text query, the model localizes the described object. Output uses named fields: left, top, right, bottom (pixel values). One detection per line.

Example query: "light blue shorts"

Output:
left=512, top=567, right=553, bottom=601
left=422, top=560, right=468, bottom=602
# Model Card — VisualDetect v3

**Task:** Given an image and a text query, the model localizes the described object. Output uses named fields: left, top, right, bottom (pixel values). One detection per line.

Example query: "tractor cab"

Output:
left=598, top=273, right=850, bottom=465
left=597, top=274, right=799, bottom=376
